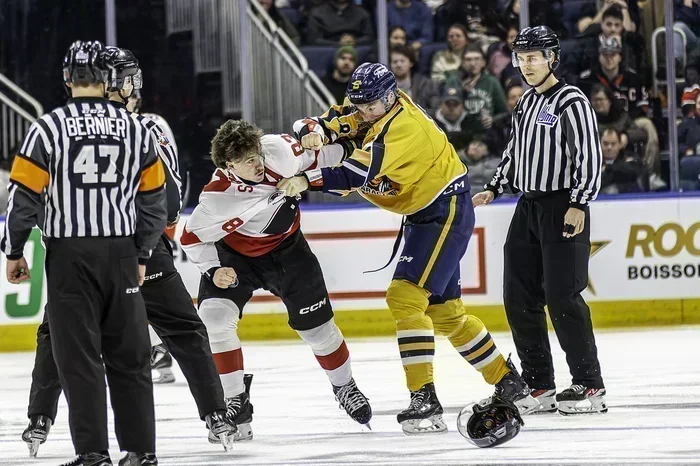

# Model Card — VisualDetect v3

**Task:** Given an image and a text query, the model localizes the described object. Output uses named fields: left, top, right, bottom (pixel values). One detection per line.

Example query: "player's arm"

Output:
left=564, top=99, right=602, bottom=207
left=485, top=106, right=518, bottom=198
left=293, top=102, right=362, bottom=145
left=180, top=193, right=234, bottom=276
left=147, top=119, right=182, bottom=224
left=135, top=132, right=168, bottom=265
left=1, top=120, right=51, bottom=262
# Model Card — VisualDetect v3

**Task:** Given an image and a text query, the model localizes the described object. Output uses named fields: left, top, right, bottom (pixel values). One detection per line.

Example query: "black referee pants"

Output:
left=28, top=236, right=225, bottom=423
left=503, top=190, right=604, bottom=391
left=44, top=237, right=155, bottom=454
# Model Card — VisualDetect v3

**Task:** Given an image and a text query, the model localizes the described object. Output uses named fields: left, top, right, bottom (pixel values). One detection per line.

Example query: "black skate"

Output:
left=489, top=357, right=538, bottom=415
left=21, top=414, right=52, bottom=457
left=397, top=382, right=447, bottom=435
left=150, top=343, right=175, bottom=384
left=206, top=410, right=237, bottom=451
left=222, top=373, right=254, bottom=441
left=118, top=452, right=157, bottom=466
left=556, top=385, right=607, bottom=415
left=332, top=378, right=372, bottom=427
left=60, top=452, right=112, bottom=466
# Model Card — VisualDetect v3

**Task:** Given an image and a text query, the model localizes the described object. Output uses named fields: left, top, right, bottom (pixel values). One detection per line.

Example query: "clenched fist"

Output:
left=300, top=132, right=325, bottom=151
left=213, top=267, right=238, bottom=289
left=277, top=176, right=309, bottom=197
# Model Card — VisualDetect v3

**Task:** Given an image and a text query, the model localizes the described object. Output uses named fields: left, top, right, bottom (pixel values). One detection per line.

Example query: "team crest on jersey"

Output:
left=157, top=132, right=170, bottom=147
left=536, top=104, right=558, bottom=127
left=361, top=176, right=398, bottom=196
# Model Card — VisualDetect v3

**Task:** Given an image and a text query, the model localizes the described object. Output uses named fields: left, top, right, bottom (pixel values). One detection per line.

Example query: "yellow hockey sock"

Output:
left=427, top=300, right=509, bottom=385
left=386, top=279, right=434, bottom=392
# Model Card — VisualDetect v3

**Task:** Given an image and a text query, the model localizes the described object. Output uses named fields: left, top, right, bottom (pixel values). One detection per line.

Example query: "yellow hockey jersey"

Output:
left=296, top=90, right=469, bottom=215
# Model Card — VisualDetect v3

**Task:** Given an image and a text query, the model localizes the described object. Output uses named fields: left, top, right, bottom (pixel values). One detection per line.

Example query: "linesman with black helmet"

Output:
left=1, top=40, right=167, bottom=465
left=472, top=26, right=607, bottom=416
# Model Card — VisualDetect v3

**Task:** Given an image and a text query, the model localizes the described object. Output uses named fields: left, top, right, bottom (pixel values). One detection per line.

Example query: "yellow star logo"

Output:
left=587, top=240, right=611, bottom=295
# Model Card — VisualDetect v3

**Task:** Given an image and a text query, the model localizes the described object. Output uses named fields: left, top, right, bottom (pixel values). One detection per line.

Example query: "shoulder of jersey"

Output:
left=201, top=168, right=236, bottom=194
left=260, top=133, right=299, bottom=174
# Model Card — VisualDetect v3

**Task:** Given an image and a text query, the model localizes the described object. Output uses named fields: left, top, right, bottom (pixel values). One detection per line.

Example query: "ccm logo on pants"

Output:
left=143, top=272, right=164, bottom=281
left=299, top=298, right=327, bottom=315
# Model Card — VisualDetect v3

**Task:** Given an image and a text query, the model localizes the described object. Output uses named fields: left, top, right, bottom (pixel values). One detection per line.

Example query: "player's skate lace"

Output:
left=407, top=390, right=425, bottom=410
left=333, top=379, right=372, bottom=425
left=568, top=384, right=585, bottom=393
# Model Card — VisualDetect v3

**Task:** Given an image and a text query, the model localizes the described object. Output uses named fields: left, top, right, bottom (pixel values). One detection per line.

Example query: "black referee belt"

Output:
left=523, top=189, right=569, bottom=200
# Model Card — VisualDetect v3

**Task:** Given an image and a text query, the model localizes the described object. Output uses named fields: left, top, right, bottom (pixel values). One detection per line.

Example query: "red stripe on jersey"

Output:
left=315, top=341, right=350, bottom=371
left=180, top=226, right=201, bottom=246
left=203, top=171, right=231, bottom=193
left=212, top=348, right=244, bottom=375
left=223, top=212, right=300, bottom=257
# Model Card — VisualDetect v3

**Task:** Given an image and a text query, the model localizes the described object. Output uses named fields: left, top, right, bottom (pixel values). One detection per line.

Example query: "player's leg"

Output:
left=100, top=239, right=156, bottom=458
left=503, top=196, right=555, bottom=407
left=22, top=307, right=59, bottom=457
left=390, top=193, right=477, bottom=433
left=197, top=250, right=256, bottom=442
left=142, top=238, right=226, bottom=418
left=274, top=232, right=371, bottom=426
left=538, top=193, right=605, bottom=414
left=43, top=239, right=111, bottom=462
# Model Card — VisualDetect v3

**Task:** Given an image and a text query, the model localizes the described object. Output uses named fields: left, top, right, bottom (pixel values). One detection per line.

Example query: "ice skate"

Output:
left=333, top=378, right=372, bottom=427
left=118, top=452, right=157, bottom=466
left=60, top=452, right=112, bottom=466
left=21, top=414, right=51, bottom=457
left=526, top=388, right=558, bottom=414
left=397, top=383, right=447, bottom=435
left=557, top=385, right=607, bottom=415
left=489, top=357, right=538, bottom=415
left=206, top=410, right=238, bottom=451
left=150, top=343, right=175, bottom=384
left=221, top=373, right=254, bottom=441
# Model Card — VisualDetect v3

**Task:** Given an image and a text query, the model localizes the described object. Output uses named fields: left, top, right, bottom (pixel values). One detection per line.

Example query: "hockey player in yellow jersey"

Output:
left=278, top=62, right=535, bottom=435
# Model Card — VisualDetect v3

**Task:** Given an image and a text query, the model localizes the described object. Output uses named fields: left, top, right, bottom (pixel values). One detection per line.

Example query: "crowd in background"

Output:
left=258, top=0, right=700, bottom=196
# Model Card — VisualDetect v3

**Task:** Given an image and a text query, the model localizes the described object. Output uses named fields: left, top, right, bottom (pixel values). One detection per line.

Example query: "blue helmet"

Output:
left=346, top=62, right=397, bottom=105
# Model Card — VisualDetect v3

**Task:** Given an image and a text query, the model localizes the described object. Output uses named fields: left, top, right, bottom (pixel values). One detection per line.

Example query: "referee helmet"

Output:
left=512, top=26, right=560, bottom=87
left=62, top=41, right=110, bottom=94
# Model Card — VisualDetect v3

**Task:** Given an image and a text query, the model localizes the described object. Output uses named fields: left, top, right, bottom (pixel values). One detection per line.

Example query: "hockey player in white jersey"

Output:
left=181, top=120, right=373, bottom=438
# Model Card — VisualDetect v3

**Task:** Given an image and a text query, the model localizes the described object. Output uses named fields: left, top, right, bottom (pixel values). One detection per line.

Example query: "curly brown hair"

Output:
left=210, top=119, right=263, bottom=169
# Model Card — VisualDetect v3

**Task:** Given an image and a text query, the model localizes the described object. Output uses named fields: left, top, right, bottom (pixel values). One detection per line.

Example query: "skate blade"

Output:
left=514, top=394, right=541, bottom=415
left=219, top=432, right=235, bottom=452
left=400, top=415, right=448, bottom=435
left=27, top=439, right=41, bottom=458
left=233, top=423, right=253, bottom=442
left=152, top=368, right=176, bottom=384
left=364, top=422, right=372, bottom=431
left=558, top=399, right=608, bottom=415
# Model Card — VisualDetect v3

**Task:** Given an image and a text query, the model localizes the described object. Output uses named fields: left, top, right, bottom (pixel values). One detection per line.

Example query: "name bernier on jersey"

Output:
left=65, top=114, right=128, bottom=139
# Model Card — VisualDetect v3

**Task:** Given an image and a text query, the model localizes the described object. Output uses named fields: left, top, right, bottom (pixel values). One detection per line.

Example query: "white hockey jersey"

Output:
left=181, top=133, right=349, bottom=272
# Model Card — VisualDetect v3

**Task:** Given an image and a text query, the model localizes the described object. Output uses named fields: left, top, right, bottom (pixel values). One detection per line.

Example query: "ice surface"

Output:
left=1, top=327, right=699, bottom=465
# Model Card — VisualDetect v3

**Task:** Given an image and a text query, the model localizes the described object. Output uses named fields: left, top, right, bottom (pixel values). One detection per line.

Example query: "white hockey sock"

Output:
left=297, top=319, right=352, bottom=387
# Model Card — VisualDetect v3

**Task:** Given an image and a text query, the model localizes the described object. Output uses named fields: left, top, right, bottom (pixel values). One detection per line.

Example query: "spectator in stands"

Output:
left=591, top=84, right=647, bottom=154
left=306, top=0, right=374, bottom=46
left=387, top=0, right=434, bottom=52
left=366, top=25, right=407, bottom=63
left=435, top=1, right=493, bottom=42
left=486, top=23, right=519, bottom=84
left=257, top=0, right=301, bottom=45
left=432, top=85, right=472, bottom=153
left=579, top=37, right=660, bottom=187
left=483, top=82, right=522, bottom=156
left=431, top=24, right=469, bottom=83
left=322, top=46, right=358, bottom=104
left=674, top=0, right=699, bottom=45
left=463, top=7, right=499, bottom=55
left=563, top=5, right=646, bottom=82
left=464, top=139, right=501, bottom=195
left=577, top=0, right=638, bottom=34
left=391, top=45, right=440, bottom=114
left=679, top=92, right=700, bottom=157
left=496, top=0, right=567, bottom=38
left=688, top=42, right=700, bottom=86
left=681, top=85, right=700, bottom=117
left=444, top=45, right=507, bottom=140
left=600, top=127, right=649, bottom=194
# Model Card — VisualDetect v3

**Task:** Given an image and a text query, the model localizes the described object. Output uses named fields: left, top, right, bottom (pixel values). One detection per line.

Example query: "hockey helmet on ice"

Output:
left=457, top=396, right=523, bottom=448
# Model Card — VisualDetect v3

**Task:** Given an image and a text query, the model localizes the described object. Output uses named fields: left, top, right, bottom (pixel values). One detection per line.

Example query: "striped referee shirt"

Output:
left=1, top=97, right=167, bottom=263
left=485, top=80, right=602, bottom=207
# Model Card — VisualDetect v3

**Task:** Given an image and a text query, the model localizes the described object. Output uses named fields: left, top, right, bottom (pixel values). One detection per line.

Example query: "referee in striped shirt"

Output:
left=472, top=26, right=606, bottom=416
left=1, top=41, right=166, bottom=464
